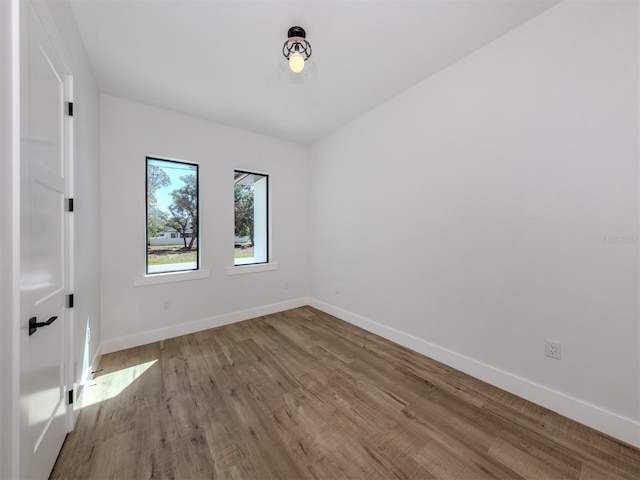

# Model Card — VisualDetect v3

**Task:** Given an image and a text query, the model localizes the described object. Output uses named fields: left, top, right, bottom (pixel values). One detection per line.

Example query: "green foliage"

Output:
left=147, top=245, right=196, bottom=265
left=147, top=164, right=171, bottom=243
left=234, top=249, right=254, bottom=259
left=234, top=184, right=254, bottom=242
left=237, top=224, right=250, bottom=237
left=147, top=205, right=168, bottom=240
left=147, top=164, right=171, bottom=206
left=148, top=253, right=196, bottom=266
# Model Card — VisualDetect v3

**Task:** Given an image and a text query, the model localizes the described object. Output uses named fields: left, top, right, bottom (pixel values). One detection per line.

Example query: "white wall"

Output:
left=309, top=0, right=639, bottom=447
left=100, top=95, right=309, bottom=351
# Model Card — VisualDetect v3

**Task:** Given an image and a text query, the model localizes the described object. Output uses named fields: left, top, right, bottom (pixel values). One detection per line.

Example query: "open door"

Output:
left=19, top=3, right=73, bottom=478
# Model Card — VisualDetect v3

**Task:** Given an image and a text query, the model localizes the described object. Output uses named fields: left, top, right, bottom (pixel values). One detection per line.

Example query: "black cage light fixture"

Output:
left=283, top=26, right=312, bottom=73
left=280, top=26, right=316, bottom=81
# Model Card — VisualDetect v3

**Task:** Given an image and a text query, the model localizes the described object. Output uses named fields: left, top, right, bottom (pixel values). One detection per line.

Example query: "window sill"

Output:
left=134, top=269, right=210, bottom=286
left=226, top=262, right=278, bottom=276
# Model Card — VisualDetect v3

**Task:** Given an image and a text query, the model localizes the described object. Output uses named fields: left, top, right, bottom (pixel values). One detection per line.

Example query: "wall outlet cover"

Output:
left=545, top=340, right=561, bottom=360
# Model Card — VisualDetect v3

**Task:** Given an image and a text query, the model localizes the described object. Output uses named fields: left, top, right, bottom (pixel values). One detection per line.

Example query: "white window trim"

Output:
left=226, top=262, right=278, bottom=276
left=134, top=268, right=210, bottom=286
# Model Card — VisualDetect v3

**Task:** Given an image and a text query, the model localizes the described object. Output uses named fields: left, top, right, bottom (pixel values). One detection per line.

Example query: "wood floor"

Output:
left=51, top=306, right=639, bottom=479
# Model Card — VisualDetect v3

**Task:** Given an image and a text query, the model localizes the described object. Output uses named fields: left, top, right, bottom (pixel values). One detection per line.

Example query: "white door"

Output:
left=19, top=3, right=72, bottom=479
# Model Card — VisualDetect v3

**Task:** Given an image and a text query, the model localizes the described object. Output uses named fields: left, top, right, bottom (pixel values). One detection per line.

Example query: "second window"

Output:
left=234, top=170, right=268, bottom=265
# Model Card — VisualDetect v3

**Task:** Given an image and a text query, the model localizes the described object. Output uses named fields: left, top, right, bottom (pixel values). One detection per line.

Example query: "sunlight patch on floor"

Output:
left=82, top=360, right=157, bottom=407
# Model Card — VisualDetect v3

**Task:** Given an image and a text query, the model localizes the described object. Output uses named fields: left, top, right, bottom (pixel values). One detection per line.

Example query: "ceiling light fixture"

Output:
left=280, top=26, right=316, bottom=82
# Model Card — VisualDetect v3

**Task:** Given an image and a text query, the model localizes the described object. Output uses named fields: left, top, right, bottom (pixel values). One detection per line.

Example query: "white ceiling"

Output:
left=69, top=0, right=560, bottom=145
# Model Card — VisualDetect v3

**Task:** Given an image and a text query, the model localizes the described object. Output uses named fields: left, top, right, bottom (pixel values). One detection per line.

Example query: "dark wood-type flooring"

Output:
left=51, top=306, right=640, bottom=479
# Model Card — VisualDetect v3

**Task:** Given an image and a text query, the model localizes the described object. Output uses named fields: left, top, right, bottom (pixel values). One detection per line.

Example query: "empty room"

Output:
left=1, top=0, right=638, bottom=478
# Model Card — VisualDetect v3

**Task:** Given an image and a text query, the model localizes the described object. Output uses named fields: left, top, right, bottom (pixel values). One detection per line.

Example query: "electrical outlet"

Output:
left=284, top=281, right=289, bottom=290
left=163, top=300, right=171, bottom=310
left=545, top=340, right=561, bottom=360
left=335, top=286, right=340, bottom=295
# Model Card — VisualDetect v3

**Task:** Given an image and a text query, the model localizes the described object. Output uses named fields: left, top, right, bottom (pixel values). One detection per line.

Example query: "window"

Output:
left=234, top=170, right=268, bottom=265
left=146, top=157, right=199, bottom=274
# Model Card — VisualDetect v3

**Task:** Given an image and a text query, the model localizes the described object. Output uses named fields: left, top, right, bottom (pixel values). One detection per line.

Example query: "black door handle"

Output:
left=29, top=316, right=57, bottom=336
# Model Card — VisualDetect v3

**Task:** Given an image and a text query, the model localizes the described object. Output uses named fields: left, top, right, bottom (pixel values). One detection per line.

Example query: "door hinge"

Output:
left=66, top=198, right=74, bottom=212
left=66, top=101, right=73, bottom=117
left=67, top=294, right=74, bottom=308
left=68, top=389, right=74, bottom=405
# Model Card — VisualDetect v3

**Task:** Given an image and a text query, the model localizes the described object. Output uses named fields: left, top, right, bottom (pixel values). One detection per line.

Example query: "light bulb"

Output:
left=288, top=53, right=305, bottom=73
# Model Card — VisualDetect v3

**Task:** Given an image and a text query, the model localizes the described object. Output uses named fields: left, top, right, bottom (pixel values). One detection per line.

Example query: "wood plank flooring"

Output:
left=51, top=306, right=640, bottom=479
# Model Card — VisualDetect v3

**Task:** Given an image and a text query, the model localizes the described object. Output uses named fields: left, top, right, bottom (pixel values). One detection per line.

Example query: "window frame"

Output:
left=145, top=156, right=200, bottom=276
left=233, top=169, right=270, bottom=267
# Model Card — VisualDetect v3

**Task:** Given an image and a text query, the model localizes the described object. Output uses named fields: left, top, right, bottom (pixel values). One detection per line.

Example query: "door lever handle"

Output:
left=29, top=316, right=58, bottom=336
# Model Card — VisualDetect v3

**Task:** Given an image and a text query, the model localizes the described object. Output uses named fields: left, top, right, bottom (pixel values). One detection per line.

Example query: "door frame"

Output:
left=64, top=69, right=76, bottom=432
left=0, top=1, right=22, bottom=478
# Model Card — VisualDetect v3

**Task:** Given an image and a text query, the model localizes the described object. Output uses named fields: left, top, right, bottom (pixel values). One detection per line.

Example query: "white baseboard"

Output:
left=308, top=298, right=640, bottom=449
left=101, top=297, right=309, bottom=355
